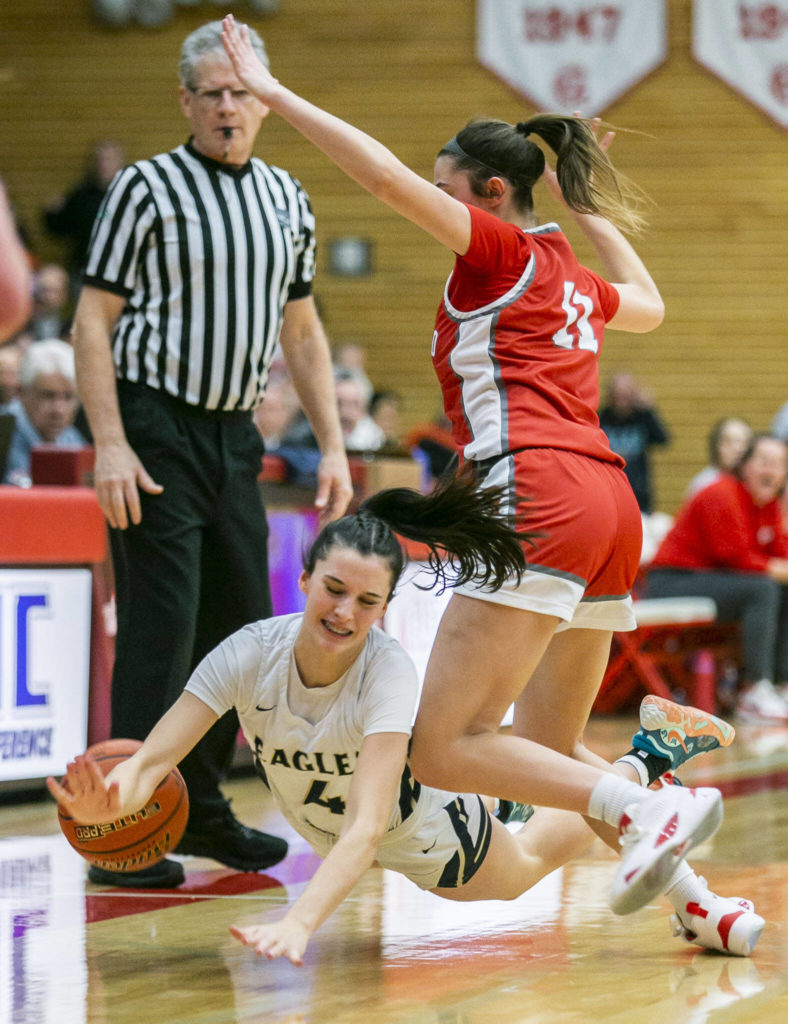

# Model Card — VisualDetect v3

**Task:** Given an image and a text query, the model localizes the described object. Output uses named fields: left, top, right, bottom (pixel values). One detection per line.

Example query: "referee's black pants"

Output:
left=110, top=382, right=273, bottom=825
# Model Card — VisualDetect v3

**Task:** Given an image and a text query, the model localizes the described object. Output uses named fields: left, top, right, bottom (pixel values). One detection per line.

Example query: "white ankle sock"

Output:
left=663, top=859, right=706, bottom=909
left=587, top=774, right=647, bottom=828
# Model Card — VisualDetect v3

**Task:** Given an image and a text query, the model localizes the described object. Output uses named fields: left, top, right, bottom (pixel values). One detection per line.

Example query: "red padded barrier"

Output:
left=0, top=486, right=107, bottom=564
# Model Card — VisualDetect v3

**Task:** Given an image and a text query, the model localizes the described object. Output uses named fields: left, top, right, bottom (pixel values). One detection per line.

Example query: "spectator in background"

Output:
left=3, top=339, right=86, bottom=486
left=0, top=177, right=33, bottom=345
left=685, top=416, right=753, bottom=499
left=42, top=139, right=126, bottom=291
left=254, top=374, right=326, bottom=486
left=333, top=340, right=373, bottom=405
left=369, top=389, right=402, bottom=450
left=599, top=372, right=670, bottom=513
left=30, top=263, right=72, bottom=340
left=336, top=370, right=384, bottom=451
left=648, top=434, right=788, bottom=724
left=0, top=344, right=21, bottom=413
left=252, top=375, right=300, bottom=451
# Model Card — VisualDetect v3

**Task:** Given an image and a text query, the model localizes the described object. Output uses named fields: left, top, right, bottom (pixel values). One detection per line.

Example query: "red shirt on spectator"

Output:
left=651, top=473, right=788, bottom=574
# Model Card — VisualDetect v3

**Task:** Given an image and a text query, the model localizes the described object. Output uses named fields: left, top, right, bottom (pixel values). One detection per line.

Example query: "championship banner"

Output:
left=476, top=0, right=667, bottom=114
left=693, top=1, right=788, bottom=130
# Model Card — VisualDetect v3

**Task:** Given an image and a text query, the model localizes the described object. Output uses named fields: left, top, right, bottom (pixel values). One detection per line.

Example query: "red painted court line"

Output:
left=714, top=767, right=788, bottom=799
left=86, top=850, right=322, bottom=923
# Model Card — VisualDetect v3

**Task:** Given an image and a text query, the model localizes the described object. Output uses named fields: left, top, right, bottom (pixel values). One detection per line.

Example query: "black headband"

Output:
left=441, top=136, right=508, bottom=180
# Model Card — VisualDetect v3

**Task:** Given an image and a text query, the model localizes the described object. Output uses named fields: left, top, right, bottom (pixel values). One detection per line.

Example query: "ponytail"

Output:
left=360, top=465, right=530, bottom=594
left=517, top=114, right=647, bottom=233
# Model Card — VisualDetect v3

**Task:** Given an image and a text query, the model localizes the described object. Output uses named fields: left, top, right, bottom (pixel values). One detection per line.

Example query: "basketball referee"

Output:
left=71, top=21, right=353, bottom=888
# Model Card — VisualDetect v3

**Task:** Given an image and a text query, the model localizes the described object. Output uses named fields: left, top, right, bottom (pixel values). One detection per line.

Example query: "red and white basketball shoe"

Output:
left=609, top=785, right=723, bottom=916
left=671, top=879, right=765, bottom=956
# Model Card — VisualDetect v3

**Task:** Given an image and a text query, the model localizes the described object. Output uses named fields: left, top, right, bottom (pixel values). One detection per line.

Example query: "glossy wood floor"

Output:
left=3, top=715, right=788, bottom=1024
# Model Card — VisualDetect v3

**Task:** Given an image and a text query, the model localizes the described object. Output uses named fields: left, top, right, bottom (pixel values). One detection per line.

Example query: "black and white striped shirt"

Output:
left=83, top=141, right=316, bottom=412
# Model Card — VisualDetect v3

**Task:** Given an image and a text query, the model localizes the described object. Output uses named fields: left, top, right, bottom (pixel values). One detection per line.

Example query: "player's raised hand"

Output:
left=46, top=753, right=121, bottom=824
left=221, top=14, right=280, bottom=104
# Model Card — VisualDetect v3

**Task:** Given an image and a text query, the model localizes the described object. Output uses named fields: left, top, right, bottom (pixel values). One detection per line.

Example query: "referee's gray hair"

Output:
left=179, top=20, right=269, bottom=89
left=19, top=339, right=76, bottom=388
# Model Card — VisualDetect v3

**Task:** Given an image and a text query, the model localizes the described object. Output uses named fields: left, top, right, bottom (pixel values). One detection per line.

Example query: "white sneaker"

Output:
left=736, top=679, right=788, bottom=724
left=609, top=786, right=723, bottom=916
left=671, top=878, right=765, bottom=956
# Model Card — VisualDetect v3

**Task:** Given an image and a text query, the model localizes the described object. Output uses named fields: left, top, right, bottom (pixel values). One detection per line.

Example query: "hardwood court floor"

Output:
left=2, top=715, right=788, bottom=1024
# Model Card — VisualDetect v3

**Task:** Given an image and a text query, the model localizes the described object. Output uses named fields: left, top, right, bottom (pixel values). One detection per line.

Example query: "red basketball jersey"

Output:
left=432, top=204, right=623, bottom=466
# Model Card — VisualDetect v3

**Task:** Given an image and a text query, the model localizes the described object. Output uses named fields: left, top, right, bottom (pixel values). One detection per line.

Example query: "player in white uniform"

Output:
left=186, top=611, right=496, bottom=891
left=49, top=472, right=762, bottom=965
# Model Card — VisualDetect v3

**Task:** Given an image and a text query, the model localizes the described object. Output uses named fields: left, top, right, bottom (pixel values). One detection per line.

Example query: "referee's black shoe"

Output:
left=87, top=859, right=185, bottom=889
left=175, top=804, right=288, bottom=871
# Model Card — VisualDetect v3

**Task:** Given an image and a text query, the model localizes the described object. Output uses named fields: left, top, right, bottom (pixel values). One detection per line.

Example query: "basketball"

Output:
left=57, top=738, right=190, bottom=871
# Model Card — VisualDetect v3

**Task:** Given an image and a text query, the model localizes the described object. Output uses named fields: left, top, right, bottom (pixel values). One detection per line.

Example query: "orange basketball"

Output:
left=57, top=738, right=190, bottom=871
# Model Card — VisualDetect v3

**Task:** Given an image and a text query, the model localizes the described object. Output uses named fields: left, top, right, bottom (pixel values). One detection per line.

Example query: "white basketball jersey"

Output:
left=185, top=614, right=421, bottom=852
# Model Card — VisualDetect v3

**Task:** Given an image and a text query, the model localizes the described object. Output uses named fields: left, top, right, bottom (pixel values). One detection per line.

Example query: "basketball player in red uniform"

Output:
left=220, top=16, right=748, bottom=921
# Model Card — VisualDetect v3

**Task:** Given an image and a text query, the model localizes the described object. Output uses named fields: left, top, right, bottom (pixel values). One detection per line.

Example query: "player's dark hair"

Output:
left=304, top=511, right=406, bottom=600
left=439, top=114, right=646, bottom=233
left=304, top=466, right=530, bottom=599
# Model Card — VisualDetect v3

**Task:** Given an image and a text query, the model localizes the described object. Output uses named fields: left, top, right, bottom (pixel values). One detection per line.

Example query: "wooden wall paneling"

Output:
left=1, top=0, right=786, bottom=512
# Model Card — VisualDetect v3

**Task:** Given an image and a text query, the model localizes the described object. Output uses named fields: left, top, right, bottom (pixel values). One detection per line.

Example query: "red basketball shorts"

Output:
left=456, top=447, right=642, bottom=631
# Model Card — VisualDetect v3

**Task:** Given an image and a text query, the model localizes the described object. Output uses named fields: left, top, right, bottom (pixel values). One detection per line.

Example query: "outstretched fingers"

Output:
left=47, top=753, right=119, bottom=820
left=229, top=925, right=305, bottom=967
left=221, top=14, right=280, bottom=102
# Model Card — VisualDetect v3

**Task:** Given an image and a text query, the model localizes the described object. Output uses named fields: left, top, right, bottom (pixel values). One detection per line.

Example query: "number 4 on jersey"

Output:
left=553, top=281, right=599, bottom=353
left=304, top=779, right=346, bottom=815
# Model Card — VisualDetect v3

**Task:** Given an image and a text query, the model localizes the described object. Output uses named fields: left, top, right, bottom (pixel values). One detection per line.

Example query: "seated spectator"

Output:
left=29, top=263, right=71, bottom=341
left=252, top=376, right=301, bottom=451
left=333, top=341, right=373, bottom=405
left=599, top=372, right=670, bottom=513
left=369, top=389, right=402, bottom=450
left=648, top=434, right=788, bottom=723
left=4, top=338, right=87, bottom=486
left=0, top=344, right=21, bottom=414
left=252, top=373, right=325, bottom=486
left=335, top=371, right=384, bottom=451
left=685, top=416, right=753, bottom=499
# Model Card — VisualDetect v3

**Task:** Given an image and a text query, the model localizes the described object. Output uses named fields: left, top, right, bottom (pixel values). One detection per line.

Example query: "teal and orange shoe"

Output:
left=633, top=695, right=735, bottom=772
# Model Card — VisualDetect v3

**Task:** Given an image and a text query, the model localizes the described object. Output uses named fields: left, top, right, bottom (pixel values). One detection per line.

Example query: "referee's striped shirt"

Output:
left=83, top=140, right=316, bottom=412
